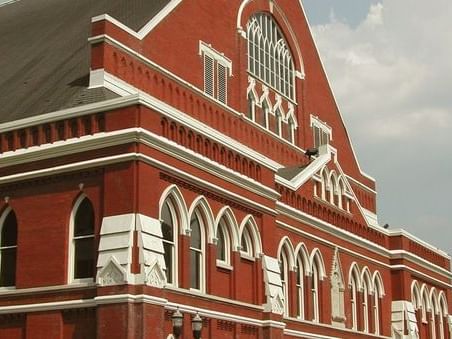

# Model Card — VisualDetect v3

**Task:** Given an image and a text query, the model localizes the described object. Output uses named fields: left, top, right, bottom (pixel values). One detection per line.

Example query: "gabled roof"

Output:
left=0, top=0, right=170, bottom=123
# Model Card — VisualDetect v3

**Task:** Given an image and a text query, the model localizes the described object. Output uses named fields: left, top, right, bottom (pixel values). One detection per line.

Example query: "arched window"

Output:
left=362, top=279, right=370, bottom=332
left=311, top=262, right=320, bottom=322
left=350, top=272, right=359, bottom=330
left=296, top=255, right=305, bottom=319
left=0, top=209, right=17, bottom=287
left=70, top=197, right=95, bottom=281
left=216, top=219, right=231, bottom=266
left=247, top=13, right=295, bottom=100
left=280, top=248, right=290, bottom=316
left=240, top=225, right=254, bottom=258
left=275, top=109, right=282, bottom=136
left=190, top=211, right=205, bottom=291
left=373, top=274, right=384, bottom=335
left=161, top=200, right=177, bottom=285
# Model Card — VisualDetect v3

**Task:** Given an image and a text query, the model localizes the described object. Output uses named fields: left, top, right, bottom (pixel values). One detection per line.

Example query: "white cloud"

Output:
left=310, top=0, right=452, bottom=254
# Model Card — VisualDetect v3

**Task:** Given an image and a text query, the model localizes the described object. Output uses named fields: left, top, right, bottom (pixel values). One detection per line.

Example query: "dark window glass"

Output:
left=190, top=216, right=201, bottom=249
left=73, top=198, right=95, bottom=279
left=74, top=237, right=94, bottom=279
left=161, top=202, right=174, bottom=284
left=241, top=234, right=248, bottom=253
left=0, top=248, right=16, bottom=287
left=0, top=211, right=17, bottom=287
left=161, top=203, right=173, bottom=242
left=190, top=213, right=202, bottom=289
left=74, top=199, right=94, bottom=236
left=190, top=250, right=200, bottom=289
left=1, top=212, right=17, bottom=247
left=217, top=226, right=225, bottom=261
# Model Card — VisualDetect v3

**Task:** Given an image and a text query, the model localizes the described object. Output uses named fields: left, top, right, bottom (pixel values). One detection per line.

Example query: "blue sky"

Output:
left=301, top=0, right=452, bottom=256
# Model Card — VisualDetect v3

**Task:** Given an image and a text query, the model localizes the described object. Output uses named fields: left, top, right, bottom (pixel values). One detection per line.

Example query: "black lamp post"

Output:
left=192, top=312, right=203, bottom=339
left=171, top=308, right=183, bottom=339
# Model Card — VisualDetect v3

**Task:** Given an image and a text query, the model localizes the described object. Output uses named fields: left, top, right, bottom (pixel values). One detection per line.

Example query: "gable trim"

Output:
left=91, top=0, right=182, bottom=40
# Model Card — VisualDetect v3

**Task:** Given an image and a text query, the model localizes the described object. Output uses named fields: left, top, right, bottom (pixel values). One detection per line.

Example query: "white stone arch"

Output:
left=329, top=170, right=339, bottom=205
left=438, top=291, right=448, bottom=316
left=411, top=280, right=422, bottom=309
left=320, top=166, right=330, bottom=200
left=348, top=262, right=362, bottom=289
left=188, top=196, right=215, bottom=244
left=372, top=271, right=385, bottom=297
left=420, top=283, right=431, bottom=321
left=215, top=206, right=240, bottom=251
left=309, top=248, right=326, bottom=280
left=159, top=184, right=189, bottom=235
left=294, top=242, right=310, bottom=276
left=238, top=215, right=263, bottom=257
left=361, top=266, right=374, bottom=294
left=430, top=288, right=440, bottom=315
left=277, top=236, right=295, bottom=270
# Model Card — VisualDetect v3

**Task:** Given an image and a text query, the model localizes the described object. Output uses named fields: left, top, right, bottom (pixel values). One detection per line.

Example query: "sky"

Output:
left=302, top=0, right=452, bottom=256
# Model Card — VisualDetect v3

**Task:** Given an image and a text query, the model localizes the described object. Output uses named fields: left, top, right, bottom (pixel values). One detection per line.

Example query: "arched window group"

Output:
left=316, top=166, right=351, bottom=212
left=0, top=196, right=97, bottom=288
left=247, top=82, right=297, bottom=144
left=277, top=238, right=325, bottom=322
left=412, top=280, right=450, bottom=339
left=348, top=263, right=385, bottom=334
left=159, top=185, right=263, bottom=292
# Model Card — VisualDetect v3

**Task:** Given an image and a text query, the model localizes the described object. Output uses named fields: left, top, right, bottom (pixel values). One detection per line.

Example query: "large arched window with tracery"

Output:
left=0, top=209, right=17, bottom=287
left=247, top=13, right=295, bottom=100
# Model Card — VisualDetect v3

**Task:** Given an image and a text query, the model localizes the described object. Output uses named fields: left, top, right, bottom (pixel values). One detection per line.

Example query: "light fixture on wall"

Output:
left=192, top=312, right=203, bottom=339
left=171, top=308, right=183, bottom=339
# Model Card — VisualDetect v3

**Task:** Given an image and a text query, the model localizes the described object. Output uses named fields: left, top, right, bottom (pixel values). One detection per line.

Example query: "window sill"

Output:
left=239, top=252, right=255, bottom=262
left=69, top=278, right=95, bottom=285
left=0, top=286, right=16, bottom=292
left=216, top=260, right=233, bottom=271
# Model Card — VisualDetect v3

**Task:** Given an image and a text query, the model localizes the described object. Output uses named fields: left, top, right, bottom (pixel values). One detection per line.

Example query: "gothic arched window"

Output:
left=161, top=200, right=177, bottom=285
left=190, top=211, right=205, bottom=291
left=247, top=13, right=295, bottom=100
left=216, top=219, right=231, bottom=266
left=70, top=197, right=95, bottom=281
left=0, top=209, right=17, bottom=287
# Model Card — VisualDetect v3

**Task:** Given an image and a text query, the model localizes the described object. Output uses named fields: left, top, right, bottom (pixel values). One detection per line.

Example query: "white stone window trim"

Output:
left=280, top=249, right=290, bottom=317
left=199, top=41, right=232, bottom=104
left=68, top=195, right=95, bottom=284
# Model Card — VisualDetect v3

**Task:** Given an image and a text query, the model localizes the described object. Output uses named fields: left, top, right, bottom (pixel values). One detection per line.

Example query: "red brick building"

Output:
left=0, top=0, right=450, bottom=338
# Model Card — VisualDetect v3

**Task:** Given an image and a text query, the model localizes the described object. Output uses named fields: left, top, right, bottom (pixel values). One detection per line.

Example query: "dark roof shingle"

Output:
left=0, top=0, right=170, bottom=123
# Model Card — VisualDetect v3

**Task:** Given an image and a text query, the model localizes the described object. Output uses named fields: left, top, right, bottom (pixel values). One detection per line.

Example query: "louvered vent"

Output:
left=217, top=63, right=227, bottom=104
left=204, top=55, right=215, bottom=97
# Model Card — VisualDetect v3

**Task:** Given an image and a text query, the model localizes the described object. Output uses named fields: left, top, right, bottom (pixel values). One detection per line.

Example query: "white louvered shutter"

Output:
left=217, top=63, right=227, bottom=104
left=204, top=54, right=215, bottom=97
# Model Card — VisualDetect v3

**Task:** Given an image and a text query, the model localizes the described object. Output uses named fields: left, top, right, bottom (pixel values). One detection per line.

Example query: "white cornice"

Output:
left=0, top=151, right=276, bottom=216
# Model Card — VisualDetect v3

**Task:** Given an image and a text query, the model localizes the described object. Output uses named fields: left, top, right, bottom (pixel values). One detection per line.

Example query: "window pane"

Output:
left=1, top=211, right=17, bottom=247
left=241, top=234, right=248, bottom=253
left=217, top=226, right=225, bottom=261
left=74, top=237, right=94, bottom=279
left=0, top=248, right=16, bottom=286
left=190, top=215, right=201, bottom=249
left=190, top=250, right=200, bottom=289
left=161, top=202, right=174, bottom=242
left=74, top=199, right=94, bottom=237
left=163, top=242, right=173, bottom=283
